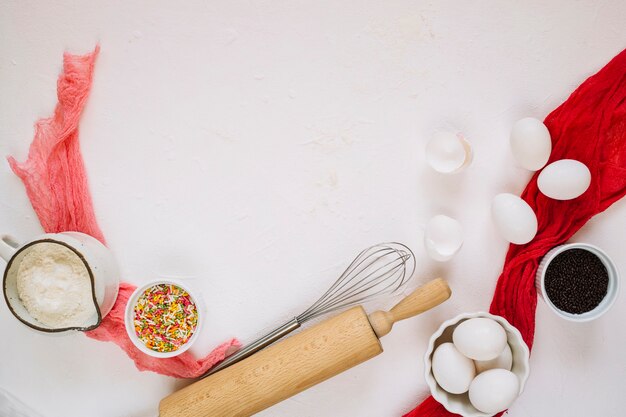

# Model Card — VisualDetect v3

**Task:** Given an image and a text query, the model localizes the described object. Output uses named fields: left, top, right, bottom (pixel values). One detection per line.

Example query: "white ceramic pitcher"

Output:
left=1, top=232, right=120, bottom=333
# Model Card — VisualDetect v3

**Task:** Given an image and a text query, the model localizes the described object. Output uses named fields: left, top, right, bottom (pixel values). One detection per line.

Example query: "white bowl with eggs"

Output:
left=424, top=312, right=530, bottom=417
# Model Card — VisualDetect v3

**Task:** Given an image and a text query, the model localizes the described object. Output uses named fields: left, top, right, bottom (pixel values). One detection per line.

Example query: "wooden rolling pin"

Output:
left=160, top=278, right=451, bottom=417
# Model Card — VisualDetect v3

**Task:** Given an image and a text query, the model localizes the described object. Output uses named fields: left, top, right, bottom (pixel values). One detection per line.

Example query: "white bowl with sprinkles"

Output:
left=125, top=279, right=203, bottom=358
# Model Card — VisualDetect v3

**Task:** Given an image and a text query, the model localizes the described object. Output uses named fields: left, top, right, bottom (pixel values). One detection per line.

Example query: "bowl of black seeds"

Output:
left=536, top=243, right=619, bottom=322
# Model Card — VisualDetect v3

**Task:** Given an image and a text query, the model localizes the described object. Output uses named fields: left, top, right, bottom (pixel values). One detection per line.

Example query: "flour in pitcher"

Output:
left=16, top=243, right=96, bottom=328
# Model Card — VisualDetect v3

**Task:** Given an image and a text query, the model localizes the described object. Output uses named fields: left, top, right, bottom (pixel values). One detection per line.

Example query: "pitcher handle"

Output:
left=0, top=235, right=19, bottom=262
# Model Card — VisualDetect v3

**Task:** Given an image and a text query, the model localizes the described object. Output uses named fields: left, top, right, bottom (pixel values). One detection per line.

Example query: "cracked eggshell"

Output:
left=491, top=193, right=538, bottom=245
left=426, top=131, right=473, bottom=174
left=424, top=215, right=464, bottom=262
left=537, top=159, right=591, bottom=200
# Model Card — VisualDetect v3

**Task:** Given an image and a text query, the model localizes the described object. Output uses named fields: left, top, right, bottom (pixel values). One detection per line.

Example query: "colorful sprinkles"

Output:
left=133, top=283, right=198, bottom=353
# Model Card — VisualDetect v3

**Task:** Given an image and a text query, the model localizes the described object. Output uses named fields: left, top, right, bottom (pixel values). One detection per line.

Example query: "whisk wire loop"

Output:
left=298, top=243, right=415, bottom=322
left=202, top=242, right=415, bottom=377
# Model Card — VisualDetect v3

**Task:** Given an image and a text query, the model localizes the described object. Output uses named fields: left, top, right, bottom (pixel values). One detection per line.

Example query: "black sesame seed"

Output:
left=544, top=248, right=609, bottom=315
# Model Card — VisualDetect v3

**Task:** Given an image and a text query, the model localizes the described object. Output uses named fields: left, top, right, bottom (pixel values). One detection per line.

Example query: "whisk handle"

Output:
left=369, top=278, right=451, bottom=338
left=201, top=318, right=301, bottom=378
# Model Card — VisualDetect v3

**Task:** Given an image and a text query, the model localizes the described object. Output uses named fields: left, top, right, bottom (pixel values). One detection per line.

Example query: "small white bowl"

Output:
left=536, top=243, right=619, bottom=322
left=424, top=312, right=530, bottom=417
left=125, top=279, right=204, bottom=358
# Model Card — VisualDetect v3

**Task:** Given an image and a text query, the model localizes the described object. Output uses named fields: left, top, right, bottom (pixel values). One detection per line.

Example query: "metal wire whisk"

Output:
left=202, top=242, right=415, bottom=377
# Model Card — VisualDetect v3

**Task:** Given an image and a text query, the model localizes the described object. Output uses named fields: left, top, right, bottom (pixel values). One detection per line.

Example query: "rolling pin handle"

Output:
left=369, top=278, right=451, bottom=338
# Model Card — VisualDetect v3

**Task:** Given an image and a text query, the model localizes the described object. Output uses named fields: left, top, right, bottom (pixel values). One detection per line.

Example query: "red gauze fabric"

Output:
left=404, top=50, right=626, bottom=417
left=8, top=46, right=240, bottom=378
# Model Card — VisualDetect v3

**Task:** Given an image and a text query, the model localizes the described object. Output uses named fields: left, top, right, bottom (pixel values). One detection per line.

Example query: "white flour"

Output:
left=16, top=242, right=96, bottom=328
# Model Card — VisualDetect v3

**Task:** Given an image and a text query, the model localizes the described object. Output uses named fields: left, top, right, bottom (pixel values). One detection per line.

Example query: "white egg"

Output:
left=491, top=193, right=538, bottom=245
left=431, top=342, right=476, bottom=394
left=452, top=318, right=507, bottom=361
left=469, top=369, right=520, bottom=414
left=474, top=343, right=513, bottom=373
left=426, top=131, right=473, bottom=174
left=510, top=117, right=552, bottom=171
left=537, top=159, right=591, bottom=200
left=424, top=215, right=464, bottom=262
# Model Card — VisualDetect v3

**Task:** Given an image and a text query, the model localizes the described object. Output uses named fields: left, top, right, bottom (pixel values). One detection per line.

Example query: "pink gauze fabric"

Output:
left=8, top=46, right=240, bottom=378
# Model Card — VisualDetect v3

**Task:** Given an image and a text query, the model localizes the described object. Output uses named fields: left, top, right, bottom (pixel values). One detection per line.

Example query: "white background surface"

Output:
left=1, top=1, right=625, bottom=416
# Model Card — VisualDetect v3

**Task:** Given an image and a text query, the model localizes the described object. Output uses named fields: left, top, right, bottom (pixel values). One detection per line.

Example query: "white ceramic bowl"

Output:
left=536, top=243, right=619, bottom=322
left=424, top=312, right=530, bottom=417
left=125, top=279, right=204, bottom=358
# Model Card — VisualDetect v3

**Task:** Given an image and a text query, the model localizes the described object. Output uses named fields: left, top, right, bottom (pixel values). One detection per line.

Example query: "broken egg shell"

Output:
left=426, top=131, right=473, bottom=174
left=424, top=215, right=464, bottom=262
